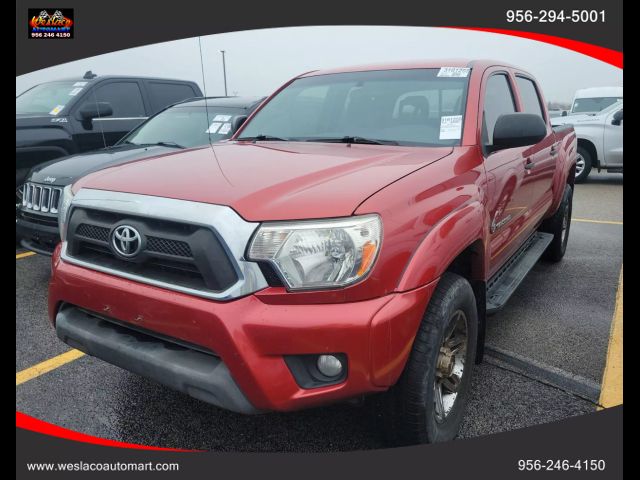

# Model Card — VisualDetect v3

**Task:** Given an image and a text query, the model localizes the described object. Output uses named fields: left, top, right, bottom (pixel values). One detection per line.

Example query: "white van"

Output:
left=570, top=86, right=623, bottom=115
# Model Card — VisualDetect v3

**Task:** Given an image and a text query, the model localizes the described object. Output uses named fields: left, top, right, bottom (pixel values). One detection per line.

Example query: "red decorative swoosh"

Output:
left=450, top=27, right=622, bottom=68
left=16, top=411, right=200, bottom=452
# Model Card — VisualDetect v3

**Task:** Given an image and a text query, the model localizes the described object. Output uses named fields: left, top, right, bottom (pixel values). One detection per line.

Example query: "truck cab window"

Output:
left=147, top=82, right=198, bottom=113
left=516, top=76, right=545, bottom=120
left=80, top=82, right=145, bottom=118
left=482, top=74, right=516, bottom=154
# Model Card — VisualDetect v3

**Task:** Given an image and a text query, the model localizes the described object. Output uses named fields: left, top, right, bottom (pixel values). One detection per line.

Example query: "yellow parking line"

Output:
left=16, top=349, right=85, bottom=386
left=598, top=266, right=623, bottom=409
left=573, top=218, right=623, bottom=226
left=16, top=251, right=37, bottom=259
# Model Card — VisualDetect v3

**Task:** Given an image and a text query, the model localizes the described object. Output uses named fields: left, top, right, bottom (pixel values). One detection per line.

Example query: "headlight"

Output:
left=248, top=214, right=382, bottom=290
left=58, top=185, right=74, bottom=242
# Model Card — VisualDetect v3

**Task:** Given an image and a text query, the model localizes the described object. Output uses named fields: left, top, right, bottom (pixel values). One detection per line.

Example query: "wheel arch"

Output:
left=391, top=203, right=488, bottom=377
left=578, top=138, right=598, bottom=167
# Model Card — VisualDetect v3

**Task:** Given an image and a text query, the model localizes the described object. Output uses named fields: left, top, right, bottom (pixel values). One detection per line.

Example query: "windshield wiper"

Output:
left=147, top=141, right=186, bottom=149
left=304, top=136, right=398, bottom=145
left=236, top=134, right=289, bottom=142
left=111, top=140, right=186, bottom=149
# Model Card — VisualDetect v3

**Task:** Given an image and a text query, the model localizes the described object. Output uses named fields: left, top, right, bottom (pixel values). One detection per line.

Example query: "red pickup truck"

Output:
left=48, top=60, right=576, bottom=445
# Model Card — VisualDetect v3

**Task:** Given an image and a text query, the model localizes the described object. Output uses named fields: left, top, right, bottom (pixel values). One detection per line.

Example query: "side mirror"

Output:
left=561, top=110, right=568, bottom=117
left=492, top=113, right=547, bottom=151
left=612, top=110, right=623, bottom=126
left=78, top=101, right=113, bottom=120
left=231, top=115, right=248, bottom=133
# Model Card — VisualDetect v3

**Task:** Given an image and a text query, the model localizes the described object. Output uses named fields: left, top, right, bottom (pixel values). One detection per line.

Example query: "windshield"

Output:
left=571, top=96, right=623, bottom=114
left=16, top=81, right=86, bottom=115
left=239, top=69, right=470, bottom=146
left=122, top=105, right=243, bottom=148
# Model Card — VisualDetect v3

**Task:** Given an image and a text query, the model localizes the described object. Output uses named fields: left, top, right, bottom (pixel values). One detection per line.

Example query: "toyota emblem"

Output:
left=112, top=225, right=142, bottom=257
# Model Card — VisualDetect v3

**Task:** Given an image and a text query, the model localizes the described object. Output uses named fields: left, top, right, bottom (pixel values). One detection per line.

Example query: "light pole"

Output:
left=220, top=50, right=228, bottom=96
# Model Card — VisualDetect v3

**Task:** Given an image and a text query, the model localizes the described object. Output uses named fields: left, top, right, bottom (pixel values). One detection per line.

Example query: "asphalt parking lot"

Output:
left=15, top=172, right=622, bottom=452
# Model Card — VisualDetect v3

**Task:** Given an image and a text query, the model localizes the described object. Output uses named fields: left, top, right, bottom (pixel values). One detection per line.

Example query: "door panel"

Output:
left=485, top=148, right=536, bottom=277
left=480, top=71, right=534, bottom=277
left=514, top=76, right=556, bottom=218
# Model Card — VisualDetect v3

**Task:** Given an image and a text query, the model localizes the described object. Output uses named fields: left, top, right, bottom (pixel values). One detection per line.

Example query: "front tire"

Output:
left=574, top=146, right=592, bottom=183
left=387, top=272, right=478, bottom=445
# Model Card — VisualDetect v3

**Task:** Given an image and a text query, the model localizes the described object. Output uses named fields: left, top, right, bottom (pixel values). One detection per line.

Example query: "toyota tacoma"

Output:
left=48, top=60, right=576, bottom=444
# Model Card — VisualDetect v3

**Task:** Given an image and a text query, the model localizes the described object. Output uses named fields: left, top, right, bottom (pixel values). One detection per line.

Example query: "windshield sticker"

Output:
left=213, top=114, right=232, bottom=122
left=68, top=87, right=83, bottom=96
left=437, top=67, right=470, bottom=78
left=206, top=122, right=222, bottom=134
left=73, top=81, right=88, bottom=87
left=439, top=115, right=463, bottom=140
left=49, top=104, right=64, bottom=115
left=218, top=123, right=232, bottom=135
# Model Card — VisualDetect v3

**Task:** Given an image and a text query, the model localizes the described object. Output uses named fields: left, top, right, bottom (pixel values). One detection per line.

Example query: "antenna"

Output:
left=198, top=36, right=212, bottom=146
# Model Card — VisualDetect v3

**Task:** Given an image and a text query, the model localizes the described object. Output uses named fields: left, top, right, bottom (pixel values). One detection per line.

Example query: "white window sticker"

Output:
left=218, top=122, right=232, bottom=135
left=49, top=105, right=65, bottom=116
left=439, top=115, right=463, bottom=140
left=73, top=81, right=88, bottom=87
left=206, top=122, right=222, bottom=133
left=68, top=87, right=83, bottom=96
left=437, top=67, right=470, bottom=78
left=213, top=114, right=232, bottom=122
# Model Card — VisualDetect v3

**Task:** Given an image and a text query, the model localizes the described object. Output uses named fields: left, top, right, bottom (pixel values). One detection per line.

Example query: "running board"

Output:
left=486, top=232, right=553, bottom=315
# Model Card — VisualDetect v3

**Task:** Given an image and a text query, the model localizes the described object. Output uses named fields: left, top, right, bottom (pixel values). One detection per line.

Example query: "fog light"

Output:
left=317, top=355, right=343, bottom=377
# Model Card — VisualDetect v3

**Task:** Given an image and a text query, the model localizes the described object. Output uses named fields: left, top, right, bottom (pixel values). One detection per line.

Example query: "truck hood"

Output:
left=16, top=114, right=65, bottom=128
left=75, top=142, right=453, bottom=221
left=551, top=113, right=602, bottom=126
left=28, top=145, right=181, bottom=187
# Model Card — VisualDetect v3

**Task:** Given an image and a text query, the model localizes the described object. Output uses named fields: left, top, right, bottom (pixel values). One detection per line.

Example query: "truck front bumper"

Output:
left=48, top=247, right=436, bottom=413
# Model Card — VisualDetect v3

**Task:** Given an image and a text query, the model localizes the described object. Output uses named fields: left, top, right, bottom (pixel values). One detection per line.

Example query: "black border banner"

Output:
left=16, top=0, right=622, bottom=75
left=16, top=407, right=623, bottom=479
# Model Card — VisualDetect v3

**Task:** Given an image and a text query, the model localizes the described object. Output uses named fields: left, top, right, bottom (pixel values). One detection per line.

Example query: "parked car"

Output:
left=17, top=96, right=264, bottom=254
left=551, top=101, right=623, bottom=182
left=49, top=60, right=576, bottom=445
left=548, top=109, right=567, bottom=118
left=16, top=71, right=202, bottom=194
left=569, top=86, right=622, bottom=115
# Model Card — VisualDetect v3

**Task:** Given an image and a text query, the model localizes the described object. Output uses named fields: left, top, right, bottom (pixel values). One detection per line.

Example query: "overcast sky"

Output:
left=16, top=26, right=622, bottom=104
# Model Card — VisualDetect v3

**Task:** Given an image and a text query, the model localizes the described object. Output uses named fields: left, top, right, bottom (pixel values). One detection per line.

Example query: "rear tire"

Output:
left=541, top=184, right=573, bottom=262
left=385, top=272, right=478, bottom=445
left=575, top=146, right=592, bottom=183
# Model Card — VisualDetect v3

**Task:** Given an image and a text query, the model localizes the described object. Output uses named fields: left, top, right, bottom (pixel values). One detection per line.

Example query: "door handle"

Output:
left=524, top=158, right=536, bottom=170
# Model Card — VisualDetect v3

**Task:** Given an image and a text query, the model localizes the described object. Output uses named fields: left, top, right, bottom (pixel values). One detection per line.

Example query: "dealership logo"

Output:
left=28, top=8, right=74, bottom=39
left=112, top=225, right=143, bottom=258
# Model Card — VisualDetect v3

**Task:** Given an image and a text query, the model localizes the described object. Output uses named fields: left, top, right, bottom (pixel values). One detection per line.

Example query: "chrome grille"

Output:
left=22, top=183, right=62, bottom=214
